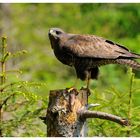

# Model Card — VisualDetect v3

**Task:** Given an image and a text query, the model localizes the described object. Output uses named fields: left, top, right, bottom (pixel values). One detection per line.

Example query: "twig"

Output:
left=0, top=37, right=7, bottom=137
left=0, top=81, right=27, bottom=92
left=127, top=71, right=134, bottom=136
left=0, top=94, right=15, bottom=109
left=5, top=101, right=28, bottom=112
left=79, top=110, right=129, bottom=126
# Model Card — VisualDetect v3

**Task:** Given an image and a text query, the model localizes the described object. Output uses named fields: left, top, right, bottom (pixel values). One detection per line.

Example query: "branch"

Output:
left=0, top=81, right=25, bottom=92
left=0, top=94, right=15, bottom=109
left=6, top=101, right=28, bottom=111
left=79, top=110, right=129, bottom=126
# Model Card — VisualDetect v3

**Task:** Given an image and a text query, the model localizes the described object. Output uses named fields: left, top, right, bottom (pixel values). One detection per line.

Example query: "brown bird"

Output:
left=48, top=28, right=140, bottom=89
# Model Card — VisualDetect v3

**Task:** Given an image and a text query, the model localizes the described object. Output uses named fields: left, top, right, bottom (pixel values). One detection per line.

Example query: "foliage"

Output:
left=0, top=3, right=140, bottom=137
left=88, top=68, right=140, bottom=136
left=0, top=37, right=46, bottom=136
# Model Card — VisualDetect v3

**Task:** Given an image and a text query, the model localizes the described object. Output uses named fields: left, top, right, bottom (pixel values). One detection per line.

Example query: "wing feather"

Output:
left=62, top=34, right=134, bottom=59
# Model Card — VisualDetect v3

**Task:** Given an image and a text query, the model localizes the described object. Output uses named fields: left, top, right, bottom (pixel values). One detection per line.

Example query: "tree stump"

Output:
left=44, top=88, right=129, bottom=137
left=46, top=88, right=89, bottom=137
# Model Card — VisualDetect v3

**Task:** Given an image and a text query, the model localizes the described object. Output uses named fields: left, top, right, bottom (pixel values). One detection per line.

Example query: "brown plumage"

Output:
left=48, top=28, right=140, bottom=87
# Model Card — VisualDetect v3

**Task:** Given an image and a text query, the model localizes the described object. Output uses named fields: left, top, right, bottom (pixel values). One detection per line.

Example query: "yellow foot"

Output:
left=66, top=87, right=79, bottom=95
left=67, top=87, right=75, bottom=92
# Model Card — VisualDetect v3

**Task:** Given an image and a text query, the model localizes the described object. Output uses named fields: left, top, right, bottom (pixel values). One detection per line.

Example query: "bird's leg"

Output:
left=86, top=71, right=91, bottom=96
left=87, top=76, right=90, bottom=89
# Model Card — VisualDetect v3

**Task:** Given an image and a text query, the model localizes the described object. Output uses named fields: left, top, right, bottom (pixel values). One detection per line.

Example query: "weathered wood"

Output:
left=44, top=87, right=129, bottom=137
left=46, top=88, right=89, bottom=137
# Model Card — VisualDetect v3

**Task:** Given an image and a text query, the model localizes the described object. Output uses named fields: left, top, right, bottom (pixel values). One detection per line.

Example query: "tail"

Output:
left=131, top=52, right=140, bottom=59
left=116, top=59, right=140, bottom=70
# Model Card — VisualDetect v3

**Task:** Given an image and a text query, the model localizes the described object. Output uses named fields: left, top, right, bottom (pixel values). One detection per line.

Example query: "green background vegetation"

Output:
left=0, top=3, right=140, bottom=136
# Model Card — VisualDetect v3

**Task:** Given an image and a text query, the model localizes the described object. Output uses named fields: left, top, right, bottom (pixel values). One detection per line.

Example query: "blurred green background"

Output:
left=0, top=3, right=140, bottom=136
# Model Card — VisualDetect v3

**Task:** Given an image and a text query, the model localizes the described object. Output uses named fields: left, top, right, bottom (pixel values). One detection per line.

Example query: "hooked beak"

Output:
left=49, top=29, right=57, bottom=37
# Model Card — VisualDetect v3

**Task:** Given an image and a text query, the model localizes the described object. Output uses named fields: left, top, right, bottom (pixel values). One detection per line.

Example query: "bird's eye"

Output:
left=56, top=31, right=62, bottom=35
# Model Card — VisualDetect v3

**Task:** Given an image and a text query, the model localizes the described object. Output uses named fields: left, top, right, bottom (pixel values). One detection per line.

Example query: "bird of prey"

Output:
left=48, top=28, right=140, bottom=89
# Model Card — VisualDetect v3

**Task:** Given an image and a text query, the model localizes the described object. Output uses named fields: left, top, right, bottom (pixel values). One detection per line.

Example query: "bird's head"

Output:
left=48, top=28, right=65, bottom=49
left=48, top=28, right=65, bottom=39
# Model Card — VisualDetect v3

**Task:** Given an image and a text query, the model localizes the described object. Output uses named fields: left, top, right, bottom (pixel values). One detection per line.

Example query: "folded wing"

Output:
left=63, top=34, right=140, bottom=59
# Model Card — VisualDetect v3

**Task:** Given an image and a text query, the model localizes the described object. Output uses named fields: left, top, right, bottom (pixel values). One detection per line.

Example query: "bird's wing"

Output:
left=62, top=34, right=137, bottom=59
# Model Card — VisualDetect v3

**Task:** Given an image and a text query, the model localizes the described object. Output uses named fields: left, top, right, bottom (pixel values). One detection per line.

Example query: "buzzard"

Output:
left=48, top=28, right=140, bottom=88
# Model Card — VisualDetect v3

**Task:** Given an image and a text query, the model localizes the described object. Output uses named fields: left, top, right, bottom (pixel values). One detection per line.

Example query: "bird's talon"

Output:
left=67, top=87, right=75, bottom=93
left=67, top=87, right=79, bottom=95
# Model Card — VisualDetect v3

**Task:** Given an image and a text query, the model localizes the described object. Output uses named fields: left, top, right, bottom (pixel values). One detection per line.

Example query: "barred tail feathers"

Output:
left=131, top=52, right=140, bottom=59
left=116, top=59, right=140, bottom=70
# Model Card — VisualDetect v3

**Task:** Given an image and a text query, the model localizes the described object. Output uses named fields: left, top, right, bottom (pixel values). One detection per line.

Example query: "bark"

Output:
left=46, top=88, right=89, bottom=137
left=79, top=110, right=129, bottom=126
left=43, top=88, right=129, bottom=137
